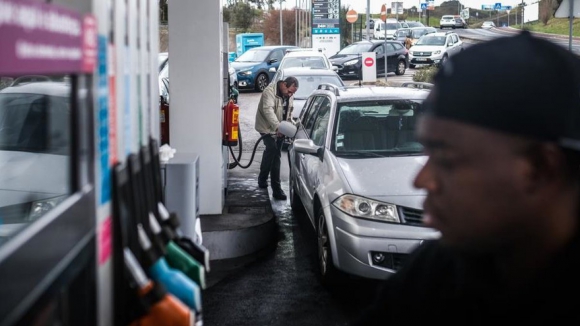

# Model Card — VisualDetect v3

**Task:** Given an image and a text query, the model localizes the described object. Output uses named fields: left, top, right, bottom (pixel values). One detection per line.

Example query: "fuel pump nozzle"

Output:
left=149, top=213, right=207, bottom=289
left=137, top=224, right=202, bottom=314
left=124, top=248, right=194, bottom=326
left=158, top=202, right=211, bottom=272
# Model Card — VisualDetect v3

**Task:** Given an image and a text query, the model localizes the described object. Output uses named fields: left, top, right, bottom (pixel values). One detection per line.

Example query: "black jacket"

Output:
left=350, top=235, right=580, bottom=325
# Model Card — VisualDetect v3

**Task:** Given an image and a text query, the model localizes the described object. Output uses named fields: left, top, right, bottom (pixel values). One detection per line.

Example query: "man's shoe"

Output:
left=258, top=182, right=268, bottom=189
left=272, top=190, right=287, bottom=200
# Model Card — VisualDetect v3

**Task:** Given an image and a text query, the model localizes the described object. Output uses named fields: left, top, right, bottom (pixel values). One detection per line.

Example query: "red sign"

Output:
left=346, top=9, right=358, bottom=23
left=364, top=57, right=374, bottom=67
left=82, top=15, right=98, bottom=73
left=380, top=4, right=387, bottom=22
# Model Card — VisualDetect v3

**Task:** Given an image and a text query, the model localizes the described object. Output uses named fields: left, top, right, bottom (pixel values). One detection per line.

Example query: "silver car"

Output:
left=288, top=84, right=440, bottom=283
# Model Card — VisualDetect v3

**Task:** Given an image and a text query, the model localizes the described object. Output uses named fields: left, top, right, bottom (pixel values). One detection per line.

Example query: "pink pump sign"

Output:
left=0, top=0, right=96, bottom=75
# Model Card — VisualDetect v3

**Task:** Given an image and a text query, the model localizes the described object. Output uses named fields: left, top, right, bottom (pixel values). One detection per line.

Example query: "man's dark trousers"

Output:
left=259, top=134, right=284, bottom=192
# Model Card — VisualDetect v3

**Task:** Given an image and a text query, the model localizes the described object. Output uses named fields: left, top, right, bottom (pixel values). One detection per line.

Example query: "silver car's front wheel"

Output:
left=316, top=209, right=341, bottom=286
left=318, top=214, right=330, bottom=276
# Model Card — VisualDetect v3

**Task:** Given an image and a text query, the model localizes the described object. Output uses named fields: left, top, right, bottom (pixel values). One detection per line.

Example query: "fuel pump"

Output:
left=124, top=248, right=195, bottom=326
left=148, top=214, right=206, bottom=289
left=157, top=202, right=211, bottom=273
left=137, top=224, right=203, bottom=314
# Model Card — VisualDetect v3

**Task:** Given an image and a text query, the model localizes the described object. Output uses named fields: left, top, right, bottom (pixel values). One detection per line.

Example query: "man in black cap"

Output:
left=351, top=31, right=580, bottom=324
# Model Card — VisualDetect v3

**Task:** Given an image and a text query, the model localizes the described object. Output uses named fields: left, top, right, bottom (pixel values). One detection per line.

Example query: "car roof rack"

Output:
left=317, top=83, right=341, bottom=96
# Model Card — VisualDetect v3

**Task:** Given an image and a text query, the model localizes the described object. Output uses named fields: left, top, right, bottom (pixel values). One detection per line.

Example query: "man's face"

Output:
left=280, top=83, right=298, bottom=97
left=414, top=116, right=536, bottom=253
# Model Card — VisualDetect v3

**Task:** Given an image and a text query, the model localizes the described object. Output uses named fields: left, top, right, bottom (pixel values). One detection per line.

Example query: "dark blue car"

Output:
left=231, top=45, right=297, bottom=92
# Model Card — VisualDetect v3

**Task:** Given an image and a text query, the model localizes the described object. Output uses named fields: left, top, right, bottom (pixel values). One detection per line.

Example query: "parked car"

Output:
left=374, top=20, right=402, bottom=40
left=408, top=27, right=438, bottom=46
left=482, top=21, right=496, bottom=29
left=393, top=28, right=412, bottom=44
left=329, top=40, right=408, bottom=79
left=0, top=80, right=72, bottom=243
left=405, top=21, right=425, bottom=28
left=271, top=67, right=344, bottom=121
left=158, top=52, right=168, bottom=72
left=272, top=49, right=336, bottom=73
left=408, top=31, right=463, bottom=68
left=288, top=83, right=440, bottom=283
left=454, top=16, right=467, bottom=28
left=231, top=45, right=298, bottom=91
left=439, top=15, right=456, bottom=29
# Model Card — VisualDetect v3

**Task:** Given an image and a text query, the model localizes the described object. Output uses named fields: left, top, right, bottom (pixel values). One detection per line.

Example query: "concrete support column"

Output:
left=169, top=0, right=225, bottom=214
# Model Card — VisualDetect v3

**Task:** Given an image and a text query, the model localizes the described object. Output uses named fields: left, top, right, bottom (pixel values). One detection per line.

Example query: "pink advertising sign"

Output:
left=0, top=0, right=96, bottom=75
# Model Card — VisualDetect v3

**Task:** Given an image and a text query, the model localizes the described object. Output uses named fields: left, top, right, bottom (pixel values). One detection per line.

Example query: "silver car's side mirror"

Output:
left=269, top=67, right=277, bottom=73
left=293, top=139, right=319, bottom=155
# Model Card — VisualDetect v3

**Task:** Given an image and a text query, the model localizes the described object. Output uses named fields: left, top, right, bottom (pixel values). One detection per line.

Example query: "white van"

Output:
left=374, top=20, right=402, bottom=40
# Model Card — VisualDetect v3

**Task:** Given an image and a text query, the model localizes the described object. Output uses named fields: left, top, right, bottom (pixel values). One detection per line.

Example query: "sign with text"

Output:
left=312, top=0, right=340, bottom=29
left=428, top=1, right=435, bottom=10
left=312, top=34, right=341, bottom=58
left=0, top=0, right=94, bottom=75
left=391, top=2, right=404, bottom=15
left=312, top=0, right=340, bottom=57
left=362, top=52, right=376, bottom=82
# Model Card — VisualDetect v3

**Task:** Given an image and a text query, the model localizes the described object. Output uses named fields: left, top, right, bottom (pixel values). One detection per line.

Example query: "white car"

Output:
left=482, top=21, right=496, bottom=29
left=0, top=80, right=71, bottom=242
left=374, top=20, right=402, bottom=40
left=439, top=15, right=456, bottom=29
left=408, top=32, right=463, bottom=68
left=288, top=84, right=440, bottom=283
left=271, top=49, right=336, bottom=73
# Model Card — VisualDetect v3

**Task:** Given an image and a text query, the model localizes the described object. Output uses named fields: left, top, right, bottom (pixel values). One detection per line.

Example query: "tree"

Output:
left=223, top=2, right=260, bottom=32
left=263, top=9, right=296, bottom=45
left=340, top=6, right=352, bottom=46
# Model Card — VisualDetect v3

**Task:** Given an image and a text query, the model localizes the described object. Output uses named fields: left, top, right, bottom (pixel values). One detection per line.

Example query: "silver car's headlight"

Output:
left=29, top=195, right=67, bottom=220
left=343, top=59, right=358, bottom=66
left=433, top=50, right=441, bottom=55
left=333, top=194, right=400, bottom=223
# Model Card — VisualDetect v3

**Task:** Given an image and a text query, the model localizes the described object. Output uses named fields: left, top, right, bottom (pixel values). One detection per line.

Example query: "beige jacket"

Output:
left=255, top=81, right=294, bottom=134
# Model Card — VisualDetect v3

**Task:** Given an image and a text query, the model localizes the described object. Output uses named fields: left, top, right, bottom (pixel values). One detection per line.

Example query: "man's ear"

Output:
left=524, top=144, right=565, bottom=192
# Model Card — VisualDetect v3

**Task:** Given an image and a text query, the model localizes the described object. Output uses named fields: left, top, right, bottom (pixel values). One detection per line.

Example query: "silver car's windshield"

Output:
left=416, top=36, right=446, bottom=46
left=280, top=57, right=327, bottom=70
left=333, top=100, right=423, bottom=157
left=293, top=75, right=343, bottom=100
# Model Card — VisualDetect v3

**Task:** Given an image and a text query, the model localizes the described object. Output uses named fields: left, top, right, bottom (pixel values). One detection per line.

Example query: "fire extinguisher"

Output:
left=222, top=99, right=239, bottom=147
left=159, top=78, right=170, bottom=145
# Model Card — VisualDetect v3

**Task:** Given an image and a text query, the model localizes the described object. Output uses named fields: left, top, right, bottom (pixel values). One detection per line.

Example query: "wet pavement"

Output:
left=203, top=152, right=381, bottom=325
left=203, top=91, right=382, bottom=325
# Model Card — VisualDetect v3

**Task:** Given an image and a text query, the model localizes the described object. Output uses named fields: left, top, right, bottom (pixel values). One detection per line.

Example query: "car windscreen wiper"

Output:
left=334, top=151, right=385, bottom=158
left=385, top=151, right=425, bottom=157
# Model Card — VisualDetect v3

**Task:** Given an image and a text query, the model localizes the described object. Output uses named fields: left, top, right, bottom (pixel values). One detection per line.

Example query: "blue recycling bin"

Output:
left=228, top=52, right=237, bottom=62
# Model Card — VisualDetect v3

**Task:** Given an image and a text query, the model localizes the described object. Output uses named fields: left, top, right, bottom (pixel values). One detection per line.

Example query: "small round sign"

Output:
left=380, top=4, right=387, bottom=22
left=346, top=9, right=358, bottom=23
left=364, top=57, right=374, bottom=67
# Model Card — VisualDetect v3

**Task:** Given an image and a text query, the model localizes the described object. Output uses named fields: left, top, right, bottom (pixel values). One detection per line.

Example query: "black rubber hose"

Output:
left=228, top=133, right=273, bottom=169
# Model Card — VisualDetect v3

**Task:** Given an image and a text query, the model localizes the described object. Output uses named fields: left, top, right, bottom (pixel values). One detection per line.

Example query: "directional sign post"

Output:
left=420, top=3, right=428, bottom=10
